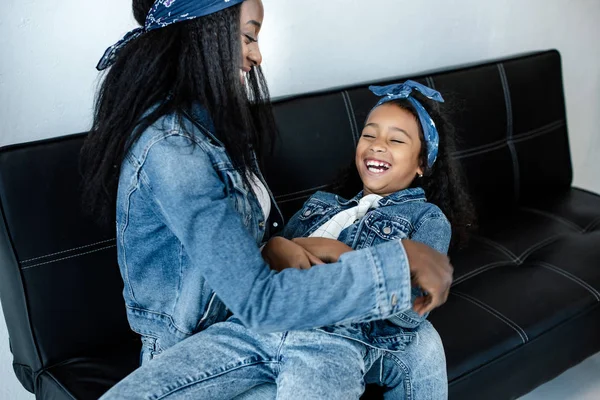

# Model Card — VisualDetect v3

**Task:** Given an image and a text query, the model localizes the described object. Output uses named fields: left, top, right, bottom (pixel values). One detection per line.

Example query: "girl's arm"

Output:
left=136, top=133, right=415, bottom=333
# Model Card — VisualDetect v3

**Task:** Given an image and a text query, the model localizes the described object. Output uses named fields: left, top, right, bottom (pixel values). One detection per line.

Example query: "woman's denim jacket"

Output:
left=116, top=106, right=419, bottom=358
left=282, top=189, right=451, bottom=351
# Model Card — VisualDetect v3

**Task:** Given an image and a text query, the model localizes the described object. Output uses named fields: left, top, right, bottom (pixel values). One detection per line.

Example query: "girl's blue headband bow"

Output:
left=368, top=80, right=444, bottom=168
left=97, top=0, right=245, bottom=71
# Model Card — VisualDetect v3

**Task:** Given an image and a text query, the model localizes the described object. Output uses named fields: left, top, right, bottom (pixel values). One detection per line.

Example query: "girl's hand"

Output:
left=261, top=237, right=324, bottom=272
left=291, top=237, right=353, bottom=263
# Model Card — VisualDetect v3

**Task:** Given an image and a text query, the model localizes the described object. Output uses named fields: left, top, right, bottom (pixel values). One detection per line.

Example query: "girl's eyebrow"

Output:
left=366, top=122, right=411, bottom=139
left=389, top=126, right=411, bottom=138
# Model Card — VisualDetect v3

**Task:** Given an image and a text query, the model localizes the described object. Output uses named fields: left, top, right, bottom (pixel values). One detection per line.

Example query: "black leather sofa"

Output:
left=1, top=50, right=599, bottom=399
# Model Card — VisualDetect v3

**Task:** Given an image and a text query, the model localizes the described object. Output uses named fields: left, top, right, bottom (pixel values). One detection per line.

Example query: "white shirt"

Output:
left=249, top=173, right=271, bottom=220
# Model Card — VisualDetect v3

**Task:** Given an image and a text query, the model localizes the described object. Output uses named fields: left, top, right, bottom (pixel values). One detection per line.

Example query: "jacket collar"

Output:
left=337, top=187, right=426, bottom=207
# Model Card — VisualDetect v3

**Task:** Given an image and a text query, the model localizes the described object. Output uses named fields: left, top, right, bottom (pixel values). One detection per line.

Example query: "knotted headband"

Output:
left=369, top=80, right=444, bottom=168
left=97, top=0, right=246, bottom=71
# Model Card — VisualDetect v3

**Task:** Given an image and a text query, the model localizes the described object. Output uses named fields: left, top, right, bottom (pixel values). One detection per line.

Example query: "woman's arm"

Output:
left=137, top=133, right=449, bottom=332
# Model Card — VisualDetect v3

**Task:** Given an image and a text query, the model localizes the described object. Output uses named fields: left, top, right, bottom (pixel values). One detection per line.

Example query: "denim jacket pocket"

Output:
left=364, top=215, right=411, bottom=241
left=298, top=199, right=332, bottom=221
left=295, top=199, right=335, bottom=236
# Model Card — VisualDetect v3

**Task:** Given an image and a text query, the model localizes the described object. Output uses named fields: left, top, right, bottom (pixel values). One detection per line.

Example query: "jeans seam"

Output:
left=149, top=359, right=277, bottom=400
left=274, top=331, right=288, bottom=373
left=383, top=352, right=413, bottom=400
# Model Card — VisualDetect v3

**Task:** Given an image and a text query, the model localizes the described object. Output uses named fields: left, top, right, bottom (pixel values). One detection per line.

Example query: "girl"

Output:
left=101, top=81, right=474, bottom=399
left=86, top=0, right=455, bottom=398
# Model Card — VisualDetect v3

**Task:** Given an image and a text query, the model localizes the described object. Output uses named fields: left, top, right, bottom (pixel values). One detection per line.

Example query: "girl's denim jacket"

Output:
left=281, top=189, right=451, bottom=351
left=116, top=106, right=420, bottom=358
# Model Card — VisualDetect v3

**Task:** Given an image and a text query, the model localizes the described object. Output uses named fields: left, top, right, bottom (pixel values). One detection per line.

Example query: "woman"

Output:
left=83, top=0, right=454, bottom=398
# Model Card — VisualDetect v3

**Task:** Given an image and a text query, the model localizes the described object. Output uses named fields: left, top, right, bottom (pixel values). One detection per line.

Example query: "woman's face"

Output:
left=355, top=104, right=424, bottom=197
left=239, top=0, right=264, bottom=83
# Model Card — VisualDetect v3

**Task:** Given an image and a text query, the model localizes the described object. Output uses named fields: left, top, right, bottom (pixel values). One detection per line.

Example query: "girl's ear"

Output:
left=416, top=163, right=424, bottom=177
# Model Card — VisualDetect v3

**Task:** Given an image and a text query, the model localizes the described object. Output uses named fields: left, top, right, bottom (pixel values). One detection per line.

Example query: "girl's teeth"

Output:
left=367, top=166, right=386, bottom=173
left=366, top=161, right=390, bottom=170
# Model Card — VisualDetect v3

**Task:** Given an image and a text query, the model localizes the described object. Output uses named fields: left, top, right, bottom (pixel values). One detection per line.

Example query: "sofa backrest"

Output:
left=0, top=135, right=137, bottom=390
left=265, top=50, right=572, bottom=221
left=0, top=50, right=572, bottom=390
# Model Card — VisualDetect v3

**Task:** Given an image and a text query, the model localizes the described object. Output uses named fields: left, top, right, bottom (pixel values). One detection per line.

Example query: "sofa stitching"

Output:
left=451, top=120, right=564, bottom=159
left=518, top=207, right=583, bottom=232
left=472, top=234, right=562, bottom=266
left=453, top=141, right=508, bottom=160
left=20, top=244, right=117, bottom=270
left=511, top=120, right=565, bottom=144
left=452, top=291, right=529, bottom=343
left=517, top=235, right=562, bottom=262
left=498, top=63, right=520, bottom=204
left=274, top=184, right=333, bottom=201
left=342, top=90, right=360, bottom=147
left=452, top=139, right=507, bottom=157
left=517, top=119, right=564, bottom=138
left=425, top=76, right=436, bottom=90
left=535, top=261, right=600, bottom=302
left=451, top=261, right=508, bottom=286
left=471, top=236, right=519, bottom=262
left=277, top=194, right=313, bottom=204
left=19, top=238, right=116, bottom=264
left=277, top=187, right=345, bottom=204
left=584, top=217, right=600, bottom=232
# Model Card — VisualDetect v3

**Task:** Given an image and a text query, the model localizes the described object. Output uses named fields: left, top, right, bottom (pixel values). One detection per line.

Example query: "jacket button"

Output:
left=304, top=210, right=311, bottom=217
left=273, top=222, right=279, bottom=228
left=259, top=221, right=265, bottom=228
left=383, top=227, right=392, bottom=235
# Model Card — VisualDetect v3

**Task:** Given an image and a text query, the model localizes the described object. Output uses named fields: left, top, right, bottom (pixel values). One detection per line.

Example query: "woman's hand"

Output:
left=402, top=240, right=454, bottom=316
left=291, top=237, right=353, bottom=263
left=261, top=237, right=324, bottom=272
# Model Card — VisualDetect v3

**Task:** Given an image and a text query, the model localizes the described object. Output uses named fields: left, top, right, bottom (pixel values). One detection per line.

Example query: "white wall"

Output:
left=1, top=1, right=599, bottom=398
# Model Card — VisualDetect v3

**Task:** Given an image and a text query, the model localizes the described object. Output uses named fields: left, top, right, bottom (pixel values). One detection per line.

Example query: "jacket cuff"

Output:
left=367, top=239, right=413, bottom=318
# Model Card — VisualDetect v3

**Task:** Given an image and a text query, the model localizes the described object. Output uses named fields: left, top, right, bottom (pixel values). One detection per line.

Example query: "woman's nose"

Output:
left=248, top=44, right=262, bottom=67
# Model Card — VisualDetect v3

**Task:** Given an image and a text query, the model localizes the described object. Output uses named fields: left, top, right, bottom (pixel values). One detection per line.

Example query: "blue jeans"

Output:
left=101, top=319, right=447, bottom=399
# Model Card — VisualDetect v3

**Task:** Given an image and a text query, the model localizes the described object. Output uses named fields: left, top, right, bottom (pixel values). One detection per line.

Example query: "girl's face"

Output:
left=355, top=103, right=424, bottom=197
left=239, top=0, right=264, bottom=84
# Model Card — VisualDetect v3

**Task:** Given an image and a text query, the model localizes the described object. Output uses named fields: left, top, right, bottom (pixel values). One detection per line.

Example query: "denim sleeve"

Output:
left=137, top=132, right=413, bottom=333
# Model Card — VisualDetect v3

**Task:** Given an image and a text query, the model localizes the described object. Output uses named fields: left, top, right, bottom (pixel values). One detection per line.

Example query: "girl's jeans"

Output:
left=101, top=318, right=447, bottom=399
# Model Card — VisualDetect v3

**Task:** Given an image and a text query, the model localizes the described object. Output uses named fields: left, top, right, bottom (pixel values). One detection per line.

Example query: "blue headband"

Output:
left=96, top=0, right=245, bottom=71
left=368, top=80, right=444, bottom=168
